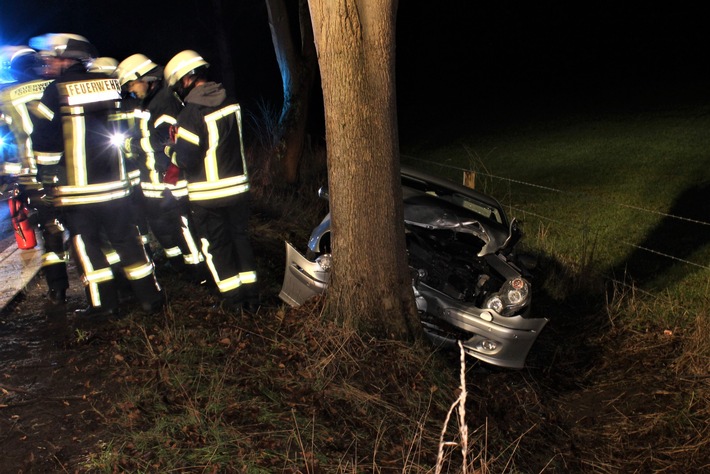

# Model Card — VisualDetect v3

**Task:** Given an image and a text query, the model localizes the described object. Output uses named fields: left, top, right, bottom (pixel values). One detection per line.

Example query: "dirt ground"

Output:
left=0, top=209, right=295, bottom=473
left=0, top=262, right=111, bottom=473
left=0, top=260, right=124, bottom=472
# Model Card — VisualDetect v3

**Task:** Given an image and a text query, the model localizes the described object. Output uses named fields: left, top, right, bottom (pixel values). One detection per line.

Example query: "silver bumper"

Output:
left=418, top=283, right=548, bottom=369
left=279, top=242, right=330, bottom=307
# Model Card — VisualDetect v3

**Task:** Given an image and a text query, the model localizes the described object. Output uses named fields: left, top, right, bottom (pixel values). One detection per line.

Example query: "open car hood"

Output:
left=403, top=194, right=485, bottom=229
left=403, top=193, right=510, bottom=256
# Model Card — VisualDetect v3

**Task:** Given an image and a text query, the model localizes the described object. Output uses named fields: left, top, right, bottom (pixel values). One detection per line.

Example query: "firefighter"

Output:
left=85, top=55, right=146, bottom=246
left=0, top=45, right=70, bottom=305
left=29, top=33, right=164, bottom=318
left=115, top=54, right=203, bottom=277
left=88, top=57, right=154, bottom=262
left=164, top=50, right=258, bottom=313
left=85, top=55, right=144, bottom=299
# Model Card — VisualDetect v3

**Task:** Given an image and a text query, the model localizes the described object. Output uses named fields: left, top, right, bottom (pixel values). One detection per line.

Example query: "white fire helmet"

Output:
left=28, top=33, right=96, bottom=61
left=116, top=53, right=160, bottom=87
left=164, top=50, right=209, bottom=87
left=88, top=57, right=119, bottom=75
left=0, top=45, right=38, bottom=82
left=1, top=45, right=36, bottom=65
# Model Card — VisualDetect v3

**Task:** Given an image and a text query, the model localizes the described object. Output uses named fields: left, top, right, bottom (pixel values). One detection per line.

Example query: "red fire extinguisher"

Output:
left=8, top=195, right=37, bottom=250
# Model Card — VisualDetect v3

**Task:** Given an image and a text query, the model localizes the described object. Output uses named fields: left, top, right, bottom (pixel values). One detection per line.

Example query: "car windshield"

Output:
left=400, top=170, right=507, bottom=228
left=443, top=192, right=504, bottom=225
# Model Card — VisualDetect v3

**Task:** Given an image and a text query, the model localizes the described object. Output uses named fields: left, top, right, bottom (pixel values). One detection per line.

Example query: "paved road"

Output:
left=1, top=195, right=14, bottom=253
left=0, top=199, right=42, bottom=309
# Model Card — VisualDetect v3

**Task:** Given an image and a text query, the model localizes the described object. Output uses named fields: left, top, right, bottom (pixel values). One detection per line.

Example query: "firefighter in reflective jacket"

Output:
left=0, top=45, right=69, bottom=305
left=116, top=54, right=203, bottom=275
left=29, top=33, right=164, bottom=317
left=164, top=50, right=258, bottom=312
left=100, top=58, right=152, bottom=259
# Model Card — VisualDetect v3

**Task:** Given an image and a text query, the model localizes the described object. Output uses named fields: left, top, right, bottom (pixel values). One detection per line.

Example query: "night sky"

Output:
left=0, top=0, right=280, bottom=106
left=2, top=1, right=710, bottom=136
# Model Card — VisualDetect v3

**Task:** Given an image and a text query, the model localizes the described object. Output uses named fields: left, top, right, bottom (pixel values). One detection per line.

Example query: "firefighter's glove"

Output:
left=40, top=185, right=56, bottom=206
left=163, top=163, right=180, bottom=185
left=25, top=207, right=39, bottom=227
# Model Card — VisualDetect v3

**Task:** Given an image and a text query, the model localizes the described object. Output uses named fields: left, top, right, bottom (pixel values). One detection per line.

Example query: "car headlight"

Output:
left=484, top=277, right=530, bottom=316
left=315, top=253, right=332, bottom=271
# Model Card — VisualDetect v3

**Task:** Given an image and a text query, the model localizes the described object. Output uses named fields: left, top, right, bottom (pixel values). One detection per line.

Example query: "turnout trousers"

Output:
left=128, top=186, right=152, bottom=256
left=29, top=166, right=69, bottom=294
left=62, top=197, right=163, bottom=310
left=190, top=195, right=257, bottom=302
left=142, top=191, right=203, bottom=269
left=27, top=191, right=69, bottom=294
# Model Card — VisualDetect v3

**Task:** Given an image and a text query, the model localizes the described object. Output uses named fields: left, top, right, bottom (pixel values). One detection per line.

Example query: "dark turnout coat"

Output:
left=171, top=81, right=249, bottom=208
left=31, top=62, right=130, bottom=206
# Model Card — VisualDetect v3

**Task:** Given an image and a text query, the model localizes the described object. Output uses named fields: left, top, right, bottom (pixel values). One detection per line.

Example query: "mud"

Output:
left=0, top=264, right=119, bottom=473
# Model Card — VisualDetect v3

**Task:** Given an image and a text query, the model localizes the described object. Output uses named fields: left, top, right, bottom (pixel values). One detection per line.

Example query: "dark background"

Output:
left=3, top=1, right=710, bottom=137
left=0, top=0, right=281, bottom=107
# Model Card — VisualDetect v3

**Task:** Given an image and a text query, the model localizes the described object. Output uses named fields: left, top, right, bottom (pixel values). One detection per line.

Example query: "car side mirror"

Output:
left=318, top=186, right=329, bottom=201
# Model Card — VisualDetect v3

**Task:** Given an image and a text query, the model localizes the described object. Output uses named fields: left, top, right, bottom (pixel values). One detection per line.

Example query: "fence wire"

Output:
left=402, top=155, right=710, bottom=302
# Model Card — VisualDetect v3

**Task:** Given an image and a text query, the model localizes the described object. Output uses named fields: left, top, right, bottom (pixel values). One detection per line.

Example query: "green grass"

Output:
left=403, top=100, right=710, bottom=328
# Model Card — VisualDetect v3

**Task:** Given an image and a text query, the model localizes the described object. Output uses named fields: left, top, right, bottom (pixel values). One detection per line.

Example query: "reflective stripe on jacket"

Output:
left=30, top=65, right=130, bottom=206
left=174, top=97, right=249, bottom=206
left=0, top=79, right=53, bottom=187
left=124, top=85, right=183, bottom=198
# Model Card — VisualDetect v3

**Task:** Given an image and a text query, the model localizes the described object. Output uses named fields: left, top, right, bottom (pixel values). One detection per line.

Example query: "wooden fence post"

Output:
left=463, top=170, right=476, bottom=189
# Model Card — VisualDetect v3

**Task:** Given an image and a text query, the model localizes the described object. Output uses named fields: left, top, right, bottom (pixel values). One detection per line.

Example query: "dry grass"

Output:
left=85, top=285, right=475, bottom=472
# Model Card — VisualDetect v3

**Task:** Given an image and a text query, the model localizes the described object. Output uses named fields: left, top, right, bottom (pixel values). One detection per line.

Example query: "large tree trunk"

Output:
left=308, top=0, right=420, bottom=341
left=266, top=0, right=318, bottom=184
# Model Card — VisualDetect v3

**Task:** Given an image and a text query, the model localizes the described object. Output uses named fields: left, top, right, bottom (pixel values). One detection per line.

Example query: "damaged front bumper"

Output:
left=279, top=242, right=330, bottom=307
left=279, top=241, right=548, bottom=369
left=416, top=282, right=548, bottom=369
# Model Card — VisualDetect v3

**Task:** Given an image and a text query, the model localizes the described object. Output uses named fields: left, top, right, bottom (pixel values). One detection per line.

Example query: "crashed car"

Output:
left=279, top=165, right=548, bottom=369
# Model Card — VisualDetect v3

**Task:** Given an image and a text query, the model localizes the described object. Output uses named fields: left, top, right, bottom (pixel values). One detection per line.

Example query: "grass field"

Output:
left=403, top=92, right=710, bottom=328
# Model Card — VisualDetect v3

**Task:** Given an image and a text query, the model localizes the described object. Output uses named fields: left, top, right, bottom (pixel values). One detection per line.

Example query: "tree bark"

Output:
left=308, top=0, right=420, bottom=341
left=266, top=0, right=318, bottom=184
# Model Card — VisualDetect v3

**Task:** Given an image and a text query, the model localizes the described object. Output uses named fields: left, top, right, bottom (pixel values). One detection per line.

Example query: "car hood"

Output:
left=403, top=194, right=510, bottom=256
